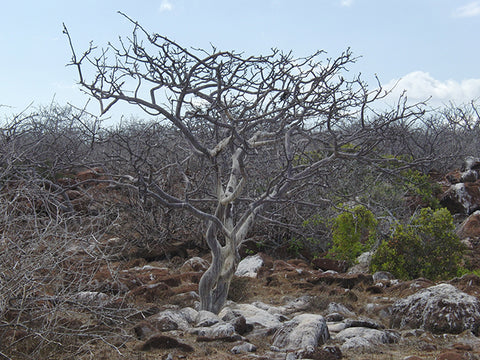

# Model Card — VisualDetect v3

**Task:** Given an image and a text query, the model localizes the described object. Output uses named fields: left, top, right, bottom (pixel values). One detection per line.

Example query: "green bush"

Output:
left=370, top=207, right=465, bottom=280
left=401, top=169, right=441, bottom=209
left=328, top=205, right=378, bottom=265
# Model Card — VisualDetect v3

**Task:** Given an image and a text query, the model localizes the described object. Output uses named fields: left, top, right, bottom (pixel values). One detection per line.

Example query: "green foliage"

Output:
left=376, top=154, right=440, bottom=211
left=381, top=153, right=414, bottom=166
left=287, top=237, right=304, bottom=257
left=401, top=169, right=441, bottom=209
left=370, top=207, right=465, bottom=280
left=328, top=205, right=378, bottom=265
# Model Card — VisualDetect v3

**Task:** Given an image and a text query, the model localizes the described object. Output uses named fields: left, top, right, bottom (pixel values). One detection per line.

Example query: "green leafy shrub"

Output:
left=328, top=205, right=378, bottom=265
left=287, top=237, right=304, bottom=257
left=370, top=207, right=465, bottom=280
left=401, top=169, right=441, bottom=209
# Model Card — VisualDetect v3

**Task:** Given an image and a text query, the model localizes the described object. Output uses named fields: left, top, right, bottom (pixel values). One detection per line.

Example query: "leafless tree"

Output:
left=64, top=13, right=426, bottom=313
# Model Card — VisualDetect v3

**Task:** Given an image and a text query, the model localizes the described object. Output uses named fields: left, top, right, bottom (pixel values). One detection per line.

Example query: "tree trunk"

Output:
left=198, top=232, right=238, bottom=314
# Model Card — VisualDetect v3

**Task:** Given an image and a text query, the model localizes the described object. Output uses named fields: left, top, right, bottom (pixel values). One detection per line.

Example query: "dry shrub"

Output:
left=228, top=276, right=255, bottom=303
left=0, top=179, right=139, bottom=359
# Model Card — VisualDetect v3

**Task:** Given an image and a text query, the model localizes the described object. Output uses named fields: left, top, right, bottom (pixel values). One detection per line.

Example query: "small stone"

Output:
left=231, top=342, right=257, bottom=354
left=326, top=312, right=344, bottom=322
left=74, top=291, right=109, bottom=304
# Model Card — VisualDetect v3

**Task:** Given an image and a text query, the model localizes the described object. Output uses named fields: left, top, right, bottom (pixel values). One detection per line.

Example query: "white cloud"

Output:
left=340, top=0, right=354, bottom=7
left=382, top=71, right=480, bottom=107
left=159, top=0, right=173, bottom=12
left=453, top=1, right=480, bottom=18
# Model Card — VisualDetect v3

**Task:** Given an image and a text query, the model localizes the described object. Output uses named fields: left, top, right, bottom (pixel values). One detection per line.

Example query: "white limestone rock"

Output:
left=336, top=327, right=399, bottom=352
left=152, top=308, right=198, bottom=331
left=231, top=342, right=257, bottom=354
left=391, top=283, right=480, bottom=335
left=327, top=302, right=355, bottom=318
left=220, top=303, right=285, bottom=330
left=193, top=322, right=236, bottom=338
left=73, top=291, right=109, bottom=305
left=272, top=314, right=329, bottom=351
left=235, top=254, right=264, bottom=278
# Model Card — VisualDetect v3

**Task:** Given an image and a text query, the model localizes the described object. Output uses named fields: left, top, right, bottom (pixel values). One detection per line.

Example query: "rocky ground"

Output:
left=6, top=248, right=480, bottom=360
left=4, top=159, right=480, bottom=359
left=119, top=252, right=480, bottom=360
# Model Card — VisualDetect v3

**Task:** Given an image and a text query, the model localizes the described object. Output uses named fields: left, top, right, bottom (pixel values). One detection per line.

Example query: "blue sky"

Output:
left=1, top=0, right=479, bottom=122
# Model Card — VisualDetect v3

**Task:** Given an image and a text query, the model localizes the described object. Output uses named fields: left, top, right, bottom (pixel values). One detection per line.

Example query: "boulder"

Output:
left=326, top=302, right=355, bottom=318
left=465, top=156, right=480, bottom=171
left=283, top=296, right=312, bottom=314
left=195, top=310, right=220, bottom=327
left=336, top=327, right=399, bottom=352
left=440, top=182, right=480, bottom=215
left=461, top=169, right=478, bottom=183
left=271, top=314, right=329, bottom=351
left=147, top=307, right=198, bottom=332
left=193, top=322, right=237, bottom=339
left=457, top=210, right=480, bottom=239
left=348, top=251, right=373, bottom=274
left=391, top=283, right=480, bottom=335
left=220, top=303, right=284, bottom=330
left=235, top=254, right=264, bottom=278
left=326, top=312, right=345, bottom=322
